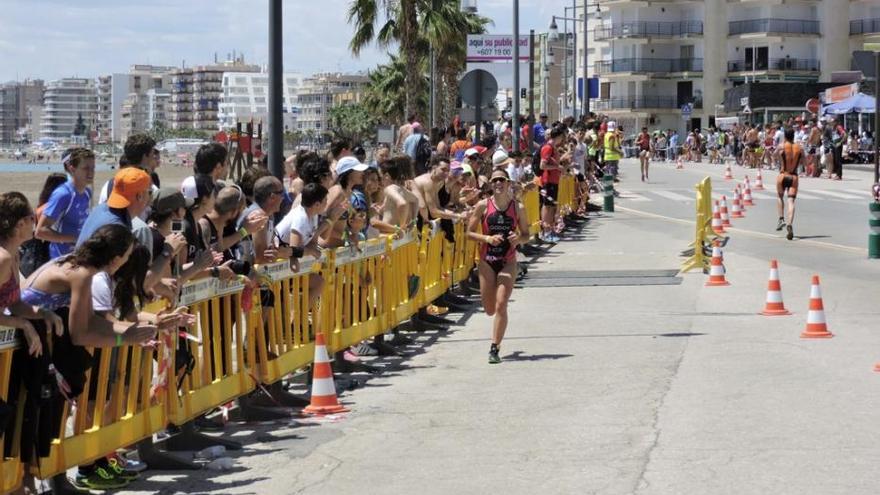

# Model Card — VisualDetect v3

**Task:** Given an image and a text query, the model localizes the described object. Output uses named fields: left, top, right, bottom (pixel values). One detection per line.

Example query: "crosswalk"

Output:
left=617, top=188, right=874, bottom=204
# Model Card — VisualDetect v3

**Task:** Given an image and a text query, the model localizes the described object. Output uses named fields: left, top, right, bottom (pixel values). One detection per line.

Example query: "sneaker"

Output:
left=776, top=218, right=786, bottom=231
left=75, top=467, right=128, bottom=490
left=352, top=342, right=378, bottom=356
left=111, top=453, right=147, bottom=473
left=343, top=350, right=360, bottom=363
left=786, top=224, right=794, bottom=240
left=107, top=457, right=140, bottom=481
left=488, top=348, right=501, bottom=365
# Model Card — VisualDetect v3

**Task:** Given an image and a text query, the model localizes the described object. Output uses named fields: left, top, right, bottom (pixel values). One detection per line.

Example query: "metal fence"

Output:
left=850, top=18, right=880, bottom=35
left=729, top=18, right=820, bottom=35
left=593, top=96, right=679, bottom=110
left=594, top=58, right=703, bottom=75
left=727, top=58, right=820, bottom=72
left=594, top=21, right=703, bottom=41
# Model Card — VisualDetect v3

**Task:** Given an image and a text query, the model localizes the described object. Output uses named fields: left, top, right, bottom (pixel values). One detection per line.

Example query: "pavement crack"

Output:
left=632, top=314, right=693, bottom=495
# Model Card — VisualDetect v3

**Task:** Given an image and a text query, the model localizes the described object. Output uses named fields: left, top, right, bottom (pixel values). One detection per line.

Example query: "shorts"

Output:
left=777, top=174, right=798, bottom=198
left=481, top=257, right=514, bottom=276
left=541, top=182, right=559, bottom=206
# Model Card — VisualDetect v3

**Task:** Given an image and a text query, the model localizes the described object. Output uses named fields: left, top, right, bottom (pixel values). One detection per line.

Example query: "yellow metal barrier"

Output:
left=0, top=329, right=23, bottom=495
left=557, top=175, right=576, bottom=214
left=164, top=278, right=255, bottom=426
left=9, top=222, right=477, bottom=489
left=522, top=188, right=541, bottom=236
left=34, top=300, right=169, bottom=479
left=681, top=176, right=715, bottom=273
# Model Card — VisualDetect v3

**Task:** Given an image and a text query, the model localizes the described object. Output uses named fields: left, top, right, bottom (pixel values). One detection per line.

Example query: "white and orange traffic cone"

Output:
left=754, top=169, right=765, bottom=190
left=724, top=163, right=733, bottom=180
left=303, top=330, right=350, bottom=415
left=705, top=241, right=730, bottom=287
left=719, top=195, right=731, bottom=227
left=731, top=186, right=745, bottom=218
left=711, top=201, right=726, bottom=235
left=742, top=177, right=755, bottom=206
left=760, top=260, right=791, bottom=316
left=801, top=275, right=833, bottom=339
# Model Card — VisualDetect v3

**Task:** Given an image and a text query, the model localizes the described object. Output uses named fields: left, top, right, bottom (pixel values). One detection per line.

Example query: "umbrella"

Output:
left=822, top=92, right=876, bottom=115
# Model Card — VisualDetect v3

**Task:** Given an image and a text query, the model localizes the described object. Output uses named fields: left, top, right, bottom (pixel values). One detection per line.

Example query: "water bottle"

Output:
left=195, top=445, right=226, bottom=460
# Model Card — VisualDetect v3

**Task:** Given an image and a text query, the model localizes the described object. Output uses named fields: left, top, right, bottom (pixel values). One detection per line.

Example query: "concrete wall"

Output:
left=819, top=0, right=851, bottom=80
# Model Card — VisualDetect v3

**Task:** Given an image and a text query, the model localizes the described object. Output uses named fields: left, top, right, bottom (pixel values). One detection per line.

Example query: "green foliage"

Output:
left=148, top=121, right=212, bottom=142
left=328, top=103, right=379, bottom=145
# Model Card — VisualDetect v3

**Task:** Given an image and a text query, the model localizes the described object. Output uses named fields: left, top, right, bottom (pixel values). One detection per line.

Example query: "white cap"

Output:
left=607, top=121, right=617, bottom=130
left=492, top=149, right=512, bottom=167
left=335, top=156, right=369, bottom=176
left=180, top=175, right=197, bottom=200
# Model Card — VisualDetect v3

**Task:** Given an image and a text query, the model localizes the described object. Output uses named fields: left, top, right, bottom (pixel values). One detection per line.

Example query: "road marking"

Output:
left=751, top=192, right=777, bottom=200
left=615, top=205, right=868, bottom=255
left=617, top=190, right=652, bottom=202
left=652, top=190, right=694, bottom=201
left=808, top=190, right=862, bottom=200
left=844, top=189, right=874, bottom=198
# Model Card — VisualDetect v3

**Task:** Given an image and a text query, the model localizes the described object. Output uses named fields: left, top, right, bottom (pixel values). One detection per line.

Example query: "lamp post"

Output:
left=512, top=0, right=520, bottom=152
left=267, top=0, right=283, bottom=179
left=550, top=3, right=601, bottom=121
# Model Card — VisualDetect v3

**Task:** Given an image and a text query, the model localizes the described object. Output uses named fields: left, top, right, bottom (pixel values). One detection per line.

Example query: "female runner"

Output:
left=467, top=169, right=530, bottom=364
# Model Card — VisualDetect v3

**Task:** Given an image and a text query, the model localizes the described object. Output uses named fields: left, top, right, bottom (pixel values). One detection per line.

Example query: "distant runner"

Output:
left=467, top=169, right=530, bottom=364
left=777, top=128, right=803, bottom=241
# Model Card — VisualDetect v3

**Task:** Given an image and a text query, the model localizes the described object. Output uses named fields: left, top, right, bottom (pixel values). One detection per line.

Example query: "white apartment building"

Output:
left=40, top=78, right=97, bottom=142
left=218, top=72, right=303, bottom=130
left=96, top=65, right=174, bottom=143
left=170, top=58, right=261, bottom=132
left=577, top=0, right=880, bottom=133
left=296, top=73, right=369, bottom=134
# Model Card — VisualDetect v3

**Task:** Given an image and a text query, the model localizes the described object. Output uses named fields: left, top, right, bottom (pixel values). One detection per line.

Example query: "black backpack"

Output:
left=19, top=238, right=49, bottom=278
left=531, top=145, right=544, bottom=177
left=415, top=136, right=432, bottom=167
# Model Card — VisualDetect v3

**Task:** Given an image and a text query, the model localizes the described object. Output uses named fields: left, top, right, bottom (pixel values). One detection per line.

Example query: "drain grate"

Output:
left=521, top=269, right=682, bottom=288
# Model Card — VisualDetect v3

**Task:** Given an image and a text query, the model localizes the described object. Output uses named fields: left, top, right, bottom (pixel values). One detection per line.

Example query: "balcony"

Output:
left=727, top=58, right=820, bottom=72
left=593, top=96, right=679, bottom=111
left=594, top=21, right=703, bottom=41
left=729, top=18, right=820, bottom=36
left=850, top=18, right=880, bottom=36
left=594, top=57, right=703, bottom=75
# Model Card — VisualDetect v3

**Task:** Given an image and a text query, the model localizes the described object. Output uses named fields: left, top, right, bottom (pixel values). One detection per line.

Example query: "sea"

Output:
left=0, top=163, right=115, bottom=173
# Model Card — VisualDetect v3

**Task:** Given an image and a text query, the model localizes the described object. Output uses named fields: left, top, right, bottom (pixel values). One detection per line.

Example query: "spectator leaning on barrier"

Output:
left=202, top=185, right=267, bottom=263
left=181, top=143, right=229, bottom=199
left=78, top=168, right=152, bottom=246
left=238, top=176, right=292, bottom=265
left=377, top=156, right=420, bottom=233
left=35, top=148, right=94, bottom=259
left=276, top=183, right=327, bottom=311
left=320, top=156, right=369, bottom=249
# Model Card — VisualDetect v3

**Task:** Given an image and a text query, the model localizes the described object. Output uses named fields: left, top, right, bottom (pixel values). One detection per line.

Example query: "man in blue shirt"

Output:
left=36, top=148, right=95, bottom=258
left=533, top=113, right=549, bottom=147
left=77, top=168, right=152, bottom=246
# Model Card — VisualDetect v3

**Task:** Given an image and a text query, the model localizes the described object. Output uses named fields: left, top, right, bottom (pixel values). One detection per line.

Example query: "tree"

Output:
left=328, top=103, right=378, bottom=146
left=362, top=53, right=428, bottom=125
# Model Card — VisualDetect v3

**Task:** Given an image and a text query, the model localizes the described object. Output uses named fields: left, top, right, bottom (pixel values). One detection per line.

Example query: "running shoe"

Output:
left=107, top=457, right=140, bottom=481
left=776, top=218, right=786, bottom=231
left=352, top=342, right=378, bottom=356
left=110, top=452, right=147, bottom=473
left=342, top=349, right=360, bottom=363
left=75, top=467, right=128, bottom=490
left=488, top=348, right=501, bottom=364
left=786, top=224, right=794, bottom=241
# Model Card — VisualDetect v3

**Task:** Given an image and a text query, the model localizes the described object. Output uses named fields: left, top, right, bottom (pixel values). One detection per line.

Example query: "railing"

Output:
left=727, top=58, right=820, bottom=72
left=594, top=57, right=703, bottom=75
left=594, top=21, right=703, bottom=41
left=729, top=18, right=820, bottom=35
left=593, top=96, right=679, bottom=110
left=850, top=18, right=880, bottom=36
left=0, top=175, right=579, bottom=492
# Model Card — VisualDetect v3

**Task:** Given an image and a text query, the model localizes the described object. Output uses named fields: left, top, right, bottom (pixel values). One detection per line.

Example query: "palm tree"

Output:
left=363, top=53, right=428, bottom=125
left=348, top=0, right=421, bottom=120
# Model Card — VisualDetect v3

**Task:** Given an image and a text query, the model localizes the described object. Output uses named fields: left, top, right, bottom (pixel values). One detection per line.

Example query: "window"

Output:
left=235, top=77, right=247, bottom=85
left=600, top=82, right=610, bottom=99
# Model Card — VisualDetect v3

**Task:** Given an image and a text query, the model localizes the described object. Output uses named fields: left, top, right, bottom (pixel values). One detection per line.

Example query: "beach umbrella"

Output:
left=822, top=92, right=876, bottom=115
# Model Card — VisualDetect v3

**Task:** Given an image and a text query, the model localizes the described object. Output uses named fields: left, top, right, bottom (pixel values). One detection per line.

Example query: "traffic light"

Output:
left=520, top=88, right=527, bottom=99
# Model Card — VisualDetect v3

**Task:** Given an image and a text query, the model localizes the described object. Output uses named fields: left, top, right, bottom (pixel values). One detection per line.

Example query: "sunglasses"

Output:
left=490, top=177, right=509, bottom=184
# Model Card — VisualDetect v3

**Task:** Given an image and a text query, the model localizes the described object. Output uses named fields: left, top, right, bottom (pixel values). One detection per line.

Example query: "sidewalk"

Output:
left=121, top=208, right=880, bottom=495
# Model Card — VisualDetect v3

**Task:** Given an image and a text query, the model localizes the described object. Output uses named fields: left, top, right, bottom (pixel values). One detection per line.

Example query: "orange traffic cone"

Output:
left=801, top=275, right=833, bottom=338
left=724, top=163, right=733, bottom=180
left=742, top=177, right=755, bottom=206
left=731, top=186, right=745, bottom=218
left=303, top=330, right=350, bottom=415
left=719, top=195, right=731, bottom=227
left=754, top=169, right=765, bottom=190
left=711, top=201, right=726, bottom=235
left=705, top=241, right=730, bottom=286
left=760, top=260, right=791, bottom=316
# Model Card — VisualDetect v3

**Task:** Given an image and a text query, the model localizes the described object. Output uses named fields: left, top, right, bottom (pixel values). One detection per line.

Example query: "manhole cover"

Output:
left=521, top=269, right=682, bottom=288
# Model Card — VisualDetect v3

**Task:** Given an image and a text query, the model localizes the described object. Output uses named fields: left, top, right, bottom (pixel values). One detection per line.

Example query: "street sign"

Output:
left=805, top=97, right=820, bottom=114
left=459, top=107, right=499, bottom=122
left=740, top=97, right=750, bottom=107
left=376, top=125, right=394, bottom=145
left=681, top=103, right=693, bottom=116
left=459, top=69, right=498, bottom=107
left=466, top=35, right=530, bottom=63
left=742, top=105, right=752, bottom=115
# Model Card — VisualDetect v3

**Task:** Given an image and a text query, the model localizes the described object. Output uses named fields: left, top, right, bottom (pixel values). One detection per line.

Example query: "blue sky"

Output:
left=0, top=0, right=560, bottom=82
